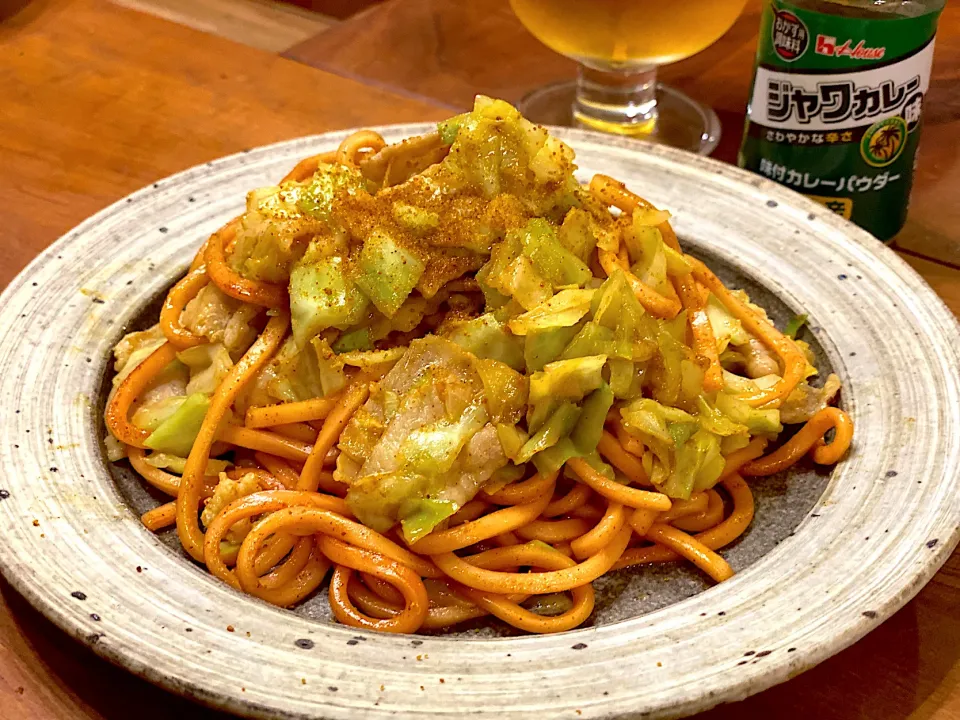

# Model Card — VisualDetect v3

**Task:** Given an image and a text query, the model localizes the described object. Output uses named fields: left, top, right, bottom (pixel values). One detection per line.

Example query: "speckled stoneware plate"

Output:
left=0, top=125, right=958, bottom=720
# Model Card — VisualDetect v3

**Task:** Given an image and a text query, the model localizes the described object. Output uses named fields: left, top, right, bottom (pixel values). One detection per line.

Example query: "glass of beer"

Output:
left=510, top=0, right=747, bottom=154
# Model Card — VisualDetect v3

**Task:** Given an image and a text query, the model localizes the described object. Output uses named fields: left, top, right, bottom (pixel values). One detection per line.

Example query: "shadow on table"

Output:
left=1, top=576, right=230, bottom=719
left=3, top=571, right=959, bottom=718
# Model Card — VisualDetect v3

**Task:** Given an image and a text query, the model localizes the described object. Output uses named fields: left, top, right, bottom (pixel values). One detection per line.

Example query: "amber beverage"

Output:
left=510, top=0, right=747, bottom=153
left=511, top=0, right=748, bottom=67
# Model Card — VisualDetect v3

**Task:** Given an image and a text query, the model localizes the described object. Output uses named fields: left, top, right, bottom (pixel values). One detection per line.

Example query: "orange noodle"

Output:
left=244, top=393, right=341, bottom=429
left=742, top=407, right=853, bottom=475
left=688, top=256, right=809, bottom=409
left=645, top=523, right=734, bottom=582
left=281, top=151, right=337, bottom=184
left=567, top=458, right=671, bottom=511
left=268, top=422, right=319, bottom=444
left=177, top=311, right=290, bottom=562
left=159, top=265, right=210, bottom=349
left=673, top=490, right=725, bottom=533
left=105, top=343, right=179, bottom=448
left=204, top=224, right=287, bottom=308
left=219, top=425, right=312, bottom=462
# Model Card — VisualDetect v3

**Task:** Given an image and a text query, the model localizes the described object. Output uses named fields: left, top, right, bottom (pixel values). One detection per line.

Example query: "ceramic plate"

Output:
left=0, top=126, right=958, bottom=720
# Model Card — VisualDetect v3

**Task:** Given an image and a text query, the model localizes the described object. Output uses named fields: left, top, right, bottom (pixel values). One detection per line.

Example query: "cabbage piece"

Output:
left=529, top=134, right=576, bottom=184
left=437, top=113, right=468, bottom=144
left=482, top=463, right=526, bottom=497
left=289, top=253, right=368, bottom=347
left=104, top=434, right=126, bottom=462
left=336, top=405, right=387, bottom=479
left=557, top=207, right=598, bottom=263
left=443, top=313, right=525, bottom=371
left=400, top=403, right=488, bottom=475
left=132, top=395, right=186, bottom=432
left=347, top=470, right=429, bottom=533
left=112, top=325, right=166, bottom=388
left=661, top=429, right=724, bottom=500
left=338, top=347, right=406, bottom=372
left=591, top=270, right=656, bottom=361
left=229, top=164, right=365, bottom=283
left=177, top=344, right=233, bottom=396
left=313, top=338, right=350, bottom=395
left=570, top=383, right=615, bottom=454
left=705, top=293, right=750, bottom=352
left=333, top=328, right=373, bottom=353
left=695, top=395, right=750, bottom=437
left=472, top=358, right=527, bottom=425
left=354, top=229, right=426, bottom=317
left=621, top=398, right=697, bottom=446
left=392, top=202, right=440, bottom=237
left=722, top=369, right=780, bottom=395
left=495, top=423, right=529, bottom=462
left=484, top=232, right=522, bottom=289
left=668, top=422, right=697, bottom=448
left=519, top=218, right=591, bottom=287
left=296, top=163, right=369, bottom=222
left=516, top=402, right=580, bottom=464
left=341, top=337, right=508, bottom=534
left=626, top=226, right=668, bottom=293
left=607, top=357, right=640, bottom=399
left=680, top=359, right=705, bottom=404
left=591, top=270, right=632, bottom=328
left=388, top=294, right=437, bottom=334
left=650, top=318, right=686, bottom=406
left=440, top=102, right=529, bottom=199
left=435, top=96, right=577, bottom=215
left=691, top=432, right=725, bottom=494
left=507, top=289, right=594, bottom=335
left=634, top=208, right=690, bottom=273
left=399, top=499, right=458, bottom=544
left=500, top=255, right=554, bottom=310
left=144, top=392, right=210, bottom=457
left=264, top=337, right=345, bottom=403
left=561, top=322, right=617, bottom=360
left=714, top=391, right=782, bottom=434
left=483, top=233, right=552, bottom=311
left=128, top=359, right=189, bottom=431
left=721, top=433, right=752, bottom=455
left=144, top=452, right=229, bottom=476
left=531, top=437, right=580, bottom=476
left=475, top=263, right=511, bottom=310
left=525, top=323, right=583, bottom=372
left=780, top=373, right=841, bottom=424
left=529, top=355, right=606, bottom=406
left=475, top=95, right=523, bottom=121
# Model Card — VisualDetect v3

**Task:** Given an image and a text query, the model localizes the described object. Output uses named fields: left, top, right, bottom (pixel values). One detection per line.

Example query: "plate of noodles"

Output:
left=0, top=96, right=958, bottom=719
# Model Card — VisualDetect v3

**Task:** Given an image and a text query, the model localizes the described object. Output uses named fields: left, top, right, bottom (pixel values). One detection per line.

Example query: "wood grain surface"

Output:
left=0, top=0, right=445, bottom=289
left=108, top=0, right=335, bottom=53
left=1, top=0, right=959, bottom=719
left=286, top=0, right=960, bottom=268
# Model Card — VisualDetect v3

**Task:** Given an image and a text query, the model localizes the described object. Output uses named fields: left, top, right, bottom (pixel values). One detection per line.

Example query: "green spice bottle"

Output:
left=737, top=0, right=944, bottom=241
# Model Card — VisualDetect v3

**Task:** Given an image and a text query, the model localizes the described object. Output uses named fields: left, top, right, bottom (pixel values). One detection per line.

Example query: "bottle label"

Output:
left=738, top=0, right=941, bottom=241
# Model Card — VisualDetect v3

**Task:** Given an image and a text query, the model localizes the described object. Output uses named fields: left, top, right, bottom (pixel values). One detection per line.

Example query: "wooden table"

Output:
left=1, top=0, right=958, bottom=718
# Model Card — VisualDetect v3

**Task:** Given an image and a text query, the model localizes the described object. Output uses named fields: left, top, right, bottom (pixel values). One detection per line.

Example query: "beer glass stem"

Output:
left=574, top=64, right=659, bottom=132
